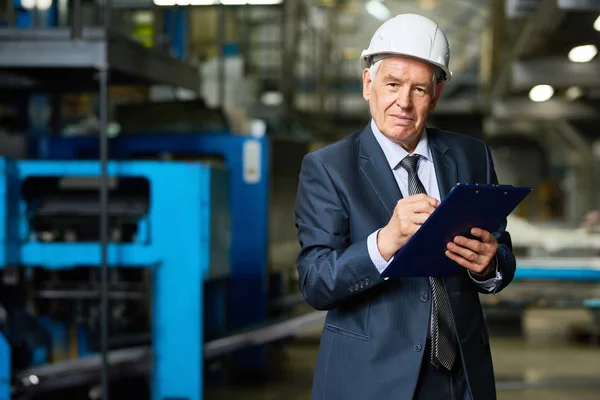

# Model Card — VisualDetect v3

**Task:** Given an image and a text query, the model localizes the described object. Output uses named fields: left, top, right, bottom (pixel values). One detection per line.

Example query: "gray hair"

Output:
left=368, top=59, right=439, bottom=98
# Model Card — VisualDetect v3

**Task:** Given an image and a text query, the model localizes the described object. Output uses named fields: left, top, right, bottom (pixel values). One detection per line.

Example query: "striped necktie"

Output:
left=399, top=154, right=457, bottom=370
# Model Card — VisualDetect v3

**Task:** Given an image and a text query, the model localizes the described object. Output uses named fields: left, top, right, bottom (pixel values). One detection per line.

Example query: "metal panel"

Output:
left=505, top=0, right=600, bottom=19
left=0, top=333, right=8, bottom=399
left=512, top=59, right=600, bottom=89
left=491, top=98, right=599, bottom=120
left=0, top=28, right=201, bottom=92
left=433, top=97, right=483, bottom=114
left=0, top=34, right=105, bottom=68
left=505, top=0, right=538, bottom=20
left=0, top=158, right=20, bottom=267
left=557, top=0, right=600, bottom=10
left=0, top=28, right=106, bottom=68
left=20, top=243, right=159, bottom=268
left=108, top=33, right=200, bottom=91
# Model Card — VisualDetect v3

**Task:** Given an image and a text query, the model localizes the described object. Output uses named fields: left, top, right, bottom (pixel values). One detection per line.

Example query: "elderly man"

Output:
left=294, top=13, right=516, bottom=400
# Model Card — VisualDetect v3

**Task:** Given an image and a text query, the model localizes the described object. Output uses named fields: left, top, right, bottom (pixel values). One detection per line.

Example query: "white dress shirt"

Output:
left=366, top=119, right=501, bottom=291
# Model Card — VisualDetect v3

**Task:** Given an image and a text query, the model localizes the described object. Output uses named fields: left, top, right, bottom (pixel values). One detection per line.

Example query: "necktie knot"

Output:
left=400, top=154, right=420, bottom=173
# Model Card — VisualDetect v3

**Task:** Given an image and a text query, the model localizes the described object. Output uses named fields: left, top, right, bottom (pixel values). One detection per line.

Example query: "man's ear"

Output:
left=362, top=68, right=372, bottom=102
left=430, top=81, right=445, bottom=111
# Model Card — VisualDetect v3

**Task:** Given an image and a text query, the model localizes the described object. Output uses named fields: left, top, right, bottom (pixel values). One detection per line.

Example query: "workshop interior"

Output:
left=0, top=0, right=600, bottom=399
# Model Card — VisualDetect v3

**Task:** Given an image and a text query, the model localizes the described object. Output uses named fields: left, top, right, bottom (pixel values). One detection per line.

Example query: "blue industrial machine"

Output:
left=0, top=132, right=270, bottom=400
left=31, top=132, right=271, bottom=362
left=0, top=0, right=279, bottom=397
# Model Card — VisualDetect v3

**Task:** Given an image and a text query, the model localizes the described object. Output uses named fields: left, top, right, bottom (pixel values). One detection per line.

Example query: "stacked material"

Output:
left=507, top=215, right=600, bottom=254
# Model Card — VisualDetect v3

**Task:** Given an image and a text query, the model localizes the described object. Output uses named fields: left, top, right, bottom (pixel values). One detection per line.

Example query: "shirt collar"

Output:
left=370, top=119, right=431, bottom=170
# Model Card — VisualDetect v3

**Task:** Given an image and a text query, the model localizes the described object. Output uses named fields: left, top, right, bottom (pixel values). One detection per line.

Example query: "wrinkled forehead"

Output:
left=377, top=56, right=437, bottom=82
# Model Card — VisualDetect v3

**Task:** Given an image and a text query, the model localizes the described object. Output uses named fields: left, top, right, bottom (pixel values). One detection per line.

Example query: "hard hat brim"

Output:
left=360, top=52, right=452, bottom=83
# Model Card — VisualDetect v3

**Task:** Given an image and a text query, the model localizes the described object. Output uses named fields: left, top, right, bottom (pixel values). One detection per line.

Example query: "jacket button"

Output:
left=413, top=343, right=422, bottom=352
left=360, top=282, right=365, bottom=289
left=365, top=278, right=371, bottom=286
left=355, top=283, right=360, bottom=291
left=349, top=286, right=355, bottom=293
left=420, top=292, right=429, bottom=302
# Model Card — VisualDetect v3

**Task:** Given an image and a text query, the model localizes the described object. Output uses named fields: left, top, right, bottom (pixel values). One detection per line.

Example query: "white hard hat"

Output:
left=360, top=13, right=452, bottom=82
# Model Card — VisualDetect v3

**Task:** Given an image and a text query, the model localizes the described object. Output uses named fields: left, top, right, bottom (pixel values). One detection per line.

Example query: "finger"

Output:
left=446, top=241, right=483, bottom=264
left=411, top=201, right=436, bottom=215
left=451, top=238, right=497, bottom=263
left=411, top=213, right=430, bottom=225
left=408, top=194, right=440, bottom=208
left=445, top=250, right=487, bottom=274
left=471, top=228, right=494, bottom=243
left=452, top=235, right=485, bottom=254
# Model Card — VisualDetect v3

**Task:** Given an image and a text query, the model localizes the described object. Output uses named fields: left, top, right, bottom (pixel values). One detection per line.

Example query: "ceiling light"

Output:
left=248, top=0, right=282, bottom=4
left=20, top=0, right=35, bottom=9
left=153, top=0, right=280, bottom=5
left=36, top=0, right=53, bottom=10
left=565, top=86, right=584, bottom=101
left=365, top=0, right=391, bottom=21
left=261, top=91, right=283, bottom=106
left=529, top=84, right=554, bottom=102
left=132, top=11, right=154, bottom=24
left=594, top=15, right=600, bottom=32
left=568, top=44, right=598, bottom=63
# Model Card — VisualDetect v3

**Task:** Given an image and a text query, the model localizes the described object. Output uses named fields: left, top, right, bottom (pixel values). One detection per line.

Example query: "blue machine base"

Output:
left=29, top=133, right=271, bottom=372
left=0, top=159, right=226, bottom=400
left=515, top=267, right=600, bottom=281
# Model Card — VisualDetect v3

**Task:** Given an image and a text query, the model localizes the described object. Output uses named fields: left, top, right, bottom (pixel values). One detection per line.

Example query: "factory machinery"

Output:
left=0, top=129, right=330, bottom=400
left=482, top=215, right=600, bottom=330
left=480, top=216, right=600, bottom=390
left=0, top=0, right=327, bottom=399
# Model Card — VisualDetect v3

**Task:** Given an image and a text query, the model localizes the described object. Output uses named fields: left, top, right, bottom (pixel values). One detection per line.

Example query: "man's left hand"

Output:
left=445, top=227, right=498, bottom=275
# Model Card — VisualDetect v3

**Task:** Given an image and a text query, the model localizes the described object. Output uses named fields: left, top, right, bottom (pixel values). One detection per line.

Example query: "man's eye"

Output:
left=387, top=83, right=398, bottom=88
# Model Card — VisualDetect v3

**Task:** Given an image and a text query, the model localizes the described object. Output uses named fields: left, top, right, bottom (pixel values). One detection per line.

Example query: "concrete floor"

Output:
left=206, top=309, right=600, bottom=400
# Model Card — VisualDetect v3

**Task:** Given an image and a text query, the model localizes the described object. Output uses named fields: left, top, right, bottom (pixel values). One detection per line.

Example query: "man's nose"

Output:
left=395, top=87, right=413, bottom=109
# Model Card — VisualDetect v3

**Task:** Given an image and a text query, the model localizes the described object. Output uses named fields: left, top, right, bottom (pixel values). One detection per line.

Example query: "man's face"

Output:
left=362, top=57, right=444, bottom=151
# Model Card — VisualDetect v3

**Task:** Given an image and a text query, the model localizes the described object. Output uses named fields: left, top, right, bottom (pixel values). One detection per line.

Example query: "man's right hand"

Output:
left=376, top=194, right=440, bottom=261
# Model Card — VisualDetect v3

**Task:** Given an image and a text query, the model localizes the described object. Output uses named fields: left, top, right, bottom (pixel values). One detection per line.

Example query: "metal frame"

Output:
left=0, top=28, right=200, bottom=91
left=483, top=257, right=600, bottom=390
left=12, top=309, right=329, bottom=396
left=3, top=3, right=198, bottom=398
left=0, top=158, right=225, bottom=400
left=29, top=132, right=272, bottom=369
left=514, top=257, right=600, bottom=281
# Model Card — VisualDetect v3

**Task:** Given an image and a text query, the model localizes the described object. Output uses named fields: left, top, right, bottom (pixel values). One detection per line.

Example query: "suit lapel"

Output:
left=358, top=125, right=402, bottom=217
left=428, top=128, right=458, bottom=198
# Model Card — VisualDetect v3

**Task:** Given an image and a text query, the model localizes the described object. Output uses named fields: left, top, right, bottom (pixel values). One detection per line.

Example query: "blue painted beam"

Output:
left=515, top=267, right=600, bottom=281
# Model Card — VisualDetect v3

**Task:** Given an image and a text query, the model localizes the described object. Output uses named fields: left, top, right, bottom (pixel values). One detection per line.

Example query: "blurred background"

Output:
left=0, top=0, right=599, bottom=399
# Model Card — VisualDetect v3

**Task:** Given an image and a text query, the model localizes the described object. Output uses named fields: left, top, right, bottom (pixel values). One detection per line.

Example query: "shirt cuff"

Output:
left=367, top=229, right=394, bottom=275
left=468, top=255, right=502, bottom=292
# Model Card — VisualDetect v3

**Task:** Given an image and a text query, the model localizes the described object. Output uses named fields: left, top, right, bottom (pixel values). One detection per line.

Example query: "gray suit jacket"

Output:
left=294, top=124, right=516, bottom=400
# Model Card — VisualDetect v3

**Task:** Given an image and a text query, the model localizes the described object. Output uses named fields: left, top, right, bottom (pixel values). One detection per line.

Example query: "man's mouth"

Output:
left=390, top=115, right=414, bottom=125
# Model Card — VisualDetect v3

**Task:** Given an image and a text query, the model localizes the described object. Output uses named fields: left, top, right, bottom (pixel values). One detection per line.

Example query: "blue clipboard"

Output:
left=380, top=183, right=533, bottom=279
